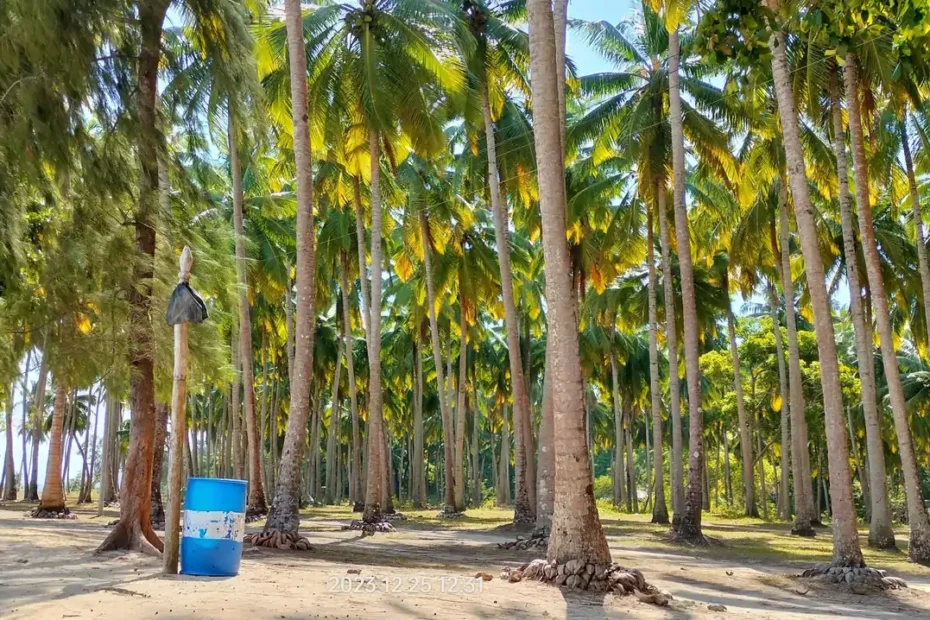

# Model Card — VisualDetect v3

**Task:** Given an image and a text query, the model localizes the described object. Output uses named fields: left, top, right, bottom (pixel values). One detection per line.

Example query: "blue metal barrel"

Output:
left=180, top=478, right=247, bottom=577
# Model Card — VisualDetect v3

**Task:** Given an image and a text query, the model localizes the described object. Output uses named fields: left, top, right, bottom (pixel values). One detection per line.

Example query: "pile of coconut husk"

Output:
left=243, top=530, right=312, bottom=551
left=244, top=507, right=267, bottom=523
left=500, top=558, right=669, bottom=605
left=800, top=564, right=907, bottom=590
left=382, top=512, right=408, bottom=522
left=498, top=531, right=549, bottom=551
left=26, top=507, right=75, bottom=520
left=342, top=519, right=396, bottom=534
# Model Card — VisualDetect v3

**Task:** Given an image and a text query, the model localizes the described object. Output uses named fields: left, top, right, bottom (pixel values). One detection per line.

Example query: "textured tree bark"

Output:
left=97, top=0, right=167, bottom=555
left=500, top=403, right=511, bottom=505
left=668, top=26, right=705, bottom=543
left=326, top=328, right=344, bottom=505
left=37, top=384, right=68, bottom=513
left=362, top=127, right=386, bottom=524
left=610, top=351, right=626, bottom=508
left=528, top=0, right=611, bottom=565
left=340, top=255, right=363, bottom=509
left=767, top=284, right=791, bottom=522
left=414, top=340, right=426, bottom=508
left=646, top=208, right=669, bottom=524
left=150, top=402, right=168, bottom=527
left=482, top=87, right=535, bottom=525
left=725, top=281, right=755, bottom=517
left=828, top=68, right=894, bottom=548
left=419, top=211, right=455, bottom=512
left=261, top=0, right=318, bottom=539
left=453, top=298, right=468, bottom=512
left=656, top=183, right=684, bottom=526
left=844, top=57, right=930, bottom=562
left=230, top=329, right=243, bottom=480
left=776, top=185, right=816, bottom=535
left=766, top=3, right=863, bottom=565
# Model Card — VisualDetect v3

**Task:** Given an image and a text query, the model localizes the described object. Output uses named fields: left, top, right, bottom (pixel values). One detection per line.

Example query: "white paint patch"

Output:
left=183, top=510, right=245, bottom=542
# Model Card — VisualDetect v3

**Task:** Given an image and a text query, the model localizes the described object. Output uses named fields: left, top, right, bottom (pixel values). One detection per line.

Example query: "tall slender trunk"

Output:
left=528, top=0, right=611, bottom=564
left=414, top=339, right=426, bottom=508
left=766, top=5, right=863, bottom=565
left=150, top=402, right=167, bottom=526
left=723, top=430, right=732, bottom=504
left=326, top=325, right=344, bottom=505
left=419, top=211, right=455, bottom=511
left=656, top=184, right=684, bottom=525
left=481, top=87, right=535, bottom=525
left=535, top=356, right=554, bottom=530
left=668, top=26, right=705, bottom=542
left=341, top=254, right=363, bottom=508
left=230, top=108, right=265, bottom=515
left=846, top=406, right=870, bottom=519
left=902, top=110, right=930, bottom=348
left=263, top=0, right=319, bottom=537
left=19, top=350, right=33, bottom=496
left=231, top=329, right=244, bottom=479
left=286, top=268, right=295, bottom=385
left=625, top=398, right=637, bottom=513
left=845, top=57, right=930, bottom=562
left=647, top=208, right=669, bottom=523
left=38, top=384, right=68, bottom=512
left=828, top=68, right=894, bottom=548
left=362, top=127, right=385, bottom=523
left=454, top=299, right=468, bottom=512
left=725, top=279, right=755, bottom=516
left=610, top=351, right=626, bottom=508
left=27, top=354, right=47, bottom=501
left=500, top=403, right=511, bottom=505
left=768, top=284, right=791, bottom=521
left=776, top=184, right=817, bottom=535
left=471, top=381, right=480, bottom=506
left=2, top=380, right=15, bottom=500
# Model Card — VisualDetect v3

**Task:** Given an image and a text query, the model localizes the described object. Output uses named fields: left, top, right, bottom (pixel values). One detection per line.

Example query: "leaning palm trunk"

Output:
left=776, top=185, right=817, bottom=535
left=260, top=0, right=318, bottom=542
left=528, top=0, right=611, bottom=565
left=845, top=57, right=930, bottom=563
left=230, top=106, right=266, bottom=517
left=37, top=384, right=68, bottom=513
left=482, top=87, right=536, bottom=525
left=646, top=208, right=669, bottom=523
left=454, top=298, right=468, bottom=512
left=828, top=68, right=895, bottom=548
left=765, top=3, right=863, bottom=565
left=668, top=27, right=705, bottom=542
left=419, top=211, right=456, bottom=511
left=362, top=128, right=386, bottom=523
left=656, top=184, right=684, bottom=525
left=340, top=254, right=363, bottom=508
left=724, top=274, right=754, bottom=517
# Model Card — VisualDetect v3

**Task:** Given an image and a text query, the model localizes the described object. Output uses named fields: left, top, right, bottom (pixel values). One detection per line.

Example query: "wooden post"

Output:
left=164, top=247, right=193, bottom=574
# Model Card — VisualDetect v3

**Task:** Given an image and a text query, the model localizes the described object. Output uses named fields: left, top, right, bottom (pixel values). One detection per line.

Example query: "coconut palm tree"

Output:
left=527, top=0, right=612, bottom=565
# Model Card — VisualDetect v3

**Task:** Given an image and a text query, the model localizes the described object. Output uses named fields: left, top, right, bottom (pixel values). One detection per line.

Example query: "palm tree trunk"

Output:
left=846, top=406, right=870, bottom=519
left=646, top=208, right=669, bottom=523
left=150, top=402, right=167, bottom=526
left=723, top=430, right=732, bottom=505
left=262, top=0, right=319, bottom=538
left=419, top=211, right=455, bottom=512
left=776, top=183, right=817, bottom=535
left=414, top=339, right=426, bottom=508
left=767, top=283, right=792, bottom=522
left=472, top=381, right=480, bottom=506
left=901, top=110, right=930, bottom=349
left=845, top=56, right=930, bottom=562
left=656, top=183, right=684, bottom=525
left=625, top=398, right=636, bottom=513
left=766, top=4, right=863, bottom=565
left=481, top=87, right=536, bottom=525
left=285, top=268, right=295, bottom=385
left=454, top=298, right=468, bottom=512
left=28, top=354, right=48, bottom=501
left=97, top=393, right=115, bottom=515
left=326, top=325, right=344, bottom=505
left=500, top=403, right=511, bottom=505
left=341, top=254, right=363, bottom=509
left=230, top=330, right=242, bottom=480
left=38, top=384, right=68, bottom=513
left=536, top=355, right=554, bottom=529
left=725, top=277, right=755, bottom=517
left=362, top=127, right=385, bottom=523
left=610, top=350, right=626, bottom=508
left=668, top=26, right=705, bottom=542
left=2, top=380, right=16, bottom=500
left=828, top=67, right=894, bottom=548
left=229, top=107, right=266, bottom=516
left=528, top=0, right=611, bottom=565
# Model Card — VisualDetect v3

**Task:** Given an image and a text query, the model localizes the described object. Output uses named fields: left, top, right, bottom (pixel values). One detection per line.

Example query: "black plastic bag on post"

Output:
left=166, top=282, right=208, bottom=326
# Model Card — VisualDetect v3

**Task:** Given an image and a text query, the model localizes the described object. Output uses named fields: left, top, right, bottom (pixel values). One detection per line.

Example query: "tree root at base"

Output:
left=27, top=507, right=75, bottom=519
left=500, top=558, right=669, bottom=605
left=243, top=530, right=312, bottom=551
left=95, top=519, right=164, bottom=557
left=800, top=564, right=907, bottom=591
left=342, top=519, right=396, bottom=534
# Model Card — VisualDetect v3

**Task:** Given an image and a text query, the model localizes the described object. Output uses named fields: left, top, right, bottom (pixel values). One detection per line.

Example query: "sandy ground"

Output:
left=2, top=504, right=930, bottom=619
